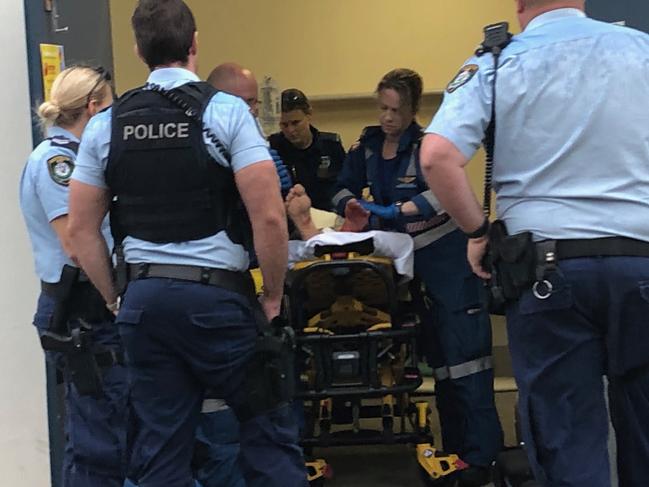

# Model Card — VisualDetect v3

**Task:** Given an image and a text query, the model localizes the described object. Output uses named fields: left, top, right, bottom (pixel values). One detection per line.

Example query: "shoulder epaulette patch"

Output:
left=48, top=137, right=80, bottom=154
left=47, top=155, right=75, bottom=186
left=446, top=64, right=479, bottom=93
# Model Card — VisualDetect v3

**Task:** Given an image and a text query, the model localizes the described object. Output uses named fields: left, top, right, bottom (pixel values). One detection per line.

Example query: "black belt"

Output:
left=547, top=237, right=649, bottom=260
left=128, top=263, right=255, bottom=297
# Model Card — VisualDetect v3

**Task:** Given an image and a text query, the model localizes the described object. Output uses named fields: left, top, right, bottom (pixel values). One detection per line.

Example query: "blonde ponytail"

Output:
left=37, top=65, right=112, bottom=131
left=37, top=100, right=62, bottom=128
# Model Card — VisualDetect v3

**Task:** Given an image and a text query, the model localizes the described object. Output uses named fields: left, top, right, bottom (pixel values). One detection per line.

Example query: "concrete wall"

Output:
left=0, top=0, right=50, bottom=485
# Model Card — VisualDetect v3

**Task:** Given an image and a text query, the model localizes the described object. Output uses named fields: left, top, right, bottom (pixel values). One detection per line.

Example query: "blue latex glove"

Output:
left=270, top=148, right=292, bottom=192
left=359, top=201, right=400, bottom=220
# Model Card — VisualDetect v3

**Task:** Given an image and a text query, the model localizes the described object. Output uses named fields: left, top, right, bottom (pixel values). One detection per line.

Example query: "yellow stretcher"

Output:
left=251, top=242, right=467, bottom=485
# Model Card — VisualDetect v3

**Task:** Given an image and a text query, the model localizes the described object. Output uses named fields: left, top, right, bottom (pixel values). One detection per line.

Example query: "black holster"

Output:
left=484, top=220, right=536, bottom=314
left=39, top=265, right=112, bottom=398
left=113, top=244, right=129, bottom=296
left=241, top=315, right=296, bottom=420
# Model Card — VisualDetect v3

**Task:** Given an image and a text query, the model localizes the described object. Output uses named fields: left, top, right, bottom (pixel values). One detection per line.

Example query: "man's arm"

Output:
left=420, top=133, right=490, bottom=278
left=67, top=180, right=116, bottom=304
left=236, top=161, right=288, bottom=319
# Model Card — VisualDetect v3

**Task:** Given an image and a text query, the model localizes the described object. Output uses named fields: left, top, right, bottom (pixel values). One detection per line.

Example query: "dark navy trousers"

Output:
left=506, top=256, right=649, bottom=487
left=415, top=229, right=504, bottom=467
left=33, top=292, right=130, bottom=487
left=117, top=277, right=307, bottom=487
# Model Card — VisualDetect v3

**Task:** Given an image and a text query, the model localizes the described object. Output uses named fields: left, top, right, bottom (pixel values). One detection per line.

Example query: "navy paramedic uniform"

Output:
left=19, top=127, right=130, bottom=487
left=72, top=68, right=307, bottom=487
left=333, top=122, right=503, bottom=467
left=427, top=8, right=649, bottom=487
left=269, top=126, right=345, bottom=211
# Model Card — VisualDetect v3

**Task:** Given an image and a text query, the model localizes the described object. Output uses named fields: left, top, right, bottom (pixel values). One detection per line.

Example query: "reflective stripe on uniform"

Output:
left=405, top=149, right=417, bottom=177
left=433, top=355, right=493, bottom=382
left=332, top=188, right=355, bottom=207
left=433, top=367, right=450, bottom=381
left=420, top=190, right=441, bottom=211
left=201, top=398, right=230, bottom=413
left=413, top=218, right=458, bottom=250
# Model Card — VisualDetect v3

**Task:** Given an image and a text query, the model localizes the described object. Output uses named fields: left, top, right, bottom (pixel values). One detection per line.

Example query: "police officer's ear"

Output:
left=189, top=31, right=198, bottom=57
left=515, top=0, right=525, bottom=14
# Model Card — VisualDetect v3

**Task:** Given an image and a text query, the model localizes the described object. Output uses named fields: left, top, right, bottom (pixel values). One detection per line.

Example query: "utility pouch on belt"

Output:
left=39, top=265, right=105, bottom=397
left=242, top=315, right=296, bottom=419
left=484, top=220, right=536, bottom=314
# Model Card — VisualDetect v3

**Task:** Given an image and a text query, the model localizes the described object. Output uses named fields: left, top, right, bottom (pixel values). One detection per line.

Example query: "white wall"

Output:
left=0, top=1, right=51, bottom=485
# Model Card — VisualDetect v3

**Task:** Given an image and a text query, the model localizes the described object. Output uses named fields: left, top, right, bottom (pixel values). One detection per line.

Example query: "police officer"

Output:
left=209, top=63, right=292, bottom=193
left=19, top=66, right=130, bottom=487
left=67, top=1, right=307, bottom=487
left=420, top=1, right=649, bottom=485
left=332, top=68, right=503, bottom=486
left=208, top=62, right=260, bottom=117
left=269, top=89, right=345, bottom=211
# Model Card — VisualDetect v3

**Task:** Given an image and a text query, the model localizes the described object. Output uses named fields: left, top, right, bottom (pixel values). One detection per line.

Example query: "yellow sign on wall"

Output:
left=40, top=44, right=65, bottom=101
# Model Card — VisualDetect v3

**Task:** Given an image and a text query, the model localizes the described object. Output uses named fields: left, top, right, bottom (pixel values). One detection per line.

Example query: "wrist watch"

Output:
left=394, top=201, right=404, bottom=216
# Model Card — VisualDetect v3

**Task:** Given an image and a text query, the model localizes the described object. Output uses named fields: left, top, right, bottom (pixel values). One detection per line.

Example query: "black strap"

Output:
left=146, top=83, right=232, bottom=164
left=477, top=22, right=513, bottom=217
left=313, top=238, right=375, bottom=257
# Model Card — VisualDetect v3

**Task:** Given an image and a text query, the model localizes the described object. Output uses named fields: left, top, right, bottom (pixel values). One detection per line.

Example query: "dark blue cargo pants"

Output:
left=415, top=229, right=504, bottom=467
left=34, top=291, right=130, bottom=487
left=117, top=277, right=307, bottom=487
left=506, top=256, right=649, bottom=486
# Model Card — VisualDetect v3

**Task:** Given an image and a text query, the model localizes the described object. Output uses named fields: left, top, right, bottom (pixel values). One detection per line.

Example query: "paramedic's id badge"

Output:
left=47, top=155, right=74, bottom=186
left=317, top=155, right=332, bottom=178
left=446, top=64, right=479, bottom=93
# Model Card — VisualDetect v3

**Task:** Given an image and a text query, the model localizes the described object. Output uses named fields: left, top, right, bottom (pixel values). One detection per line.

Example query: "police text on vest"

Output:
left=123, top=123, right=190, bottom=141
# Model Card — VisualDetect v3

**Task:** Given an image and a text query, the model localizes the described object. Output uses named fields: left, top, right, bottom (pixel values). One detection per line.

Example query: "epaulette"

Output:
left=47, top=136, right=79, bottom=155
left=319, top=131, right=341, bottom=143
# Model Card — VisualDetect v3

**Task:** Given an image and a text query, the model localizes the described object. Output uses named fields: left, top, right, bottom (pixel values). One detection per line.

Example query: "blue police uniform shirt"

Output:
left=72, top=68, right=271, bottom=271
left=426, top=8, right=649, bottom=242
left=20, top=126, right=112, bottom=283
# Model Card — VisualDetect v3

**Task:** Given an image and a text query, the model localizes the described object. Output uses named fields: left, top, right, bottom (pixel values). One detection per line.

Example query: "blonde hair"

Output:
left=37, top=66, right=111, bottom=130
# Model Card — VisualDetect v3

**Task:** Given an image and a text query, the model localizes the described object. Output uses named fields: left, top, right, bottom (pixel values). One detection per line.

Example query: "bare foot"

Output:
left=285, top=184, right=320, bottom=239
left=341, top=198, right=370, bottom=232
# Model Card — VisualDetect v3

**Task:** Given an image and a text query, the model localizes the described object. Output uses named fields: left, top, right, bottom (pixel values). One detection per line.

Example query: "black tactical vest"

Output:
left=106, top=82, right=245, bottom=244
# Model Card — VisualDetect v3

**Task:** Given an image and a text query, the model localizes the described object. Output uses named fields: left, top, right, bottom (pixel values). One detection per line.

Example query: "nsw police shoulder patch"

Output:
left=446, top=64, right=479, bottom=93
left=47, top=155, right=74, bottom=186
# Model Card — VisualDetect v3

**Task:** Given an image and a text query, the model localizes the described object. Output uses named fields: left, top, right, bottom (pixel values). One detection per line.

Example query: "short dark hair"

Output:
left=131, top=0, right=196, bottom=70
left=281, top=88, right=311, bottom=114
left=376, top=68, right=423, bottom=114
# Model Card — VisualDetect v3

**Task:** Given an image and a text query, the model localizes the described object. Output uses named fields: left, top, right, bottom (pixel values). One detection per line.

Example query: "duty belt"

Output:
left=542, top=237, right=649, bottom=260
left=404, top=213, right=450, bottom=234
left=128, top=263, right=255, bottom=297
